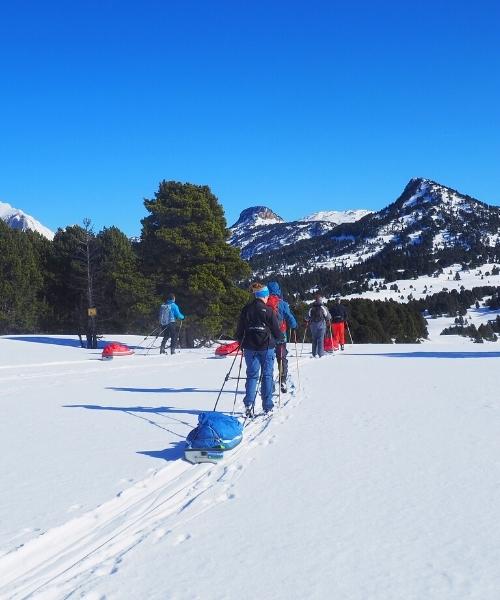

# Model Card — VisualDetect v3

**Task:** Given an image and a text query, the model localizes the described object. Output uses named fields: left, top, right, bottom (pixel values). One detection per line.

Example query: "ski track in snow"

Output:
left=0, top=353, right=304, bottom=599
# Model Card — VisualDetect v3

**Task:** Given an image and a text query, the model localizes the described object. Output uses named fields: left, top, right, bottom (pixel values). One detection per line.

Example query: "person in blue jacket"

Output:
left=159, top=293, right=185, bottom=354
left=267, top=281, right=298, bottom=393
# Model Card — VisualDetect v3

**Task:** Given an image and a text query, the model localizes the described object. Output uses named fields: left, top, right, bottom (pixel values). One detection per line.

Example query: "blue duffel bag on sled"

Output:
left=185, top=411, right=243, bottom=464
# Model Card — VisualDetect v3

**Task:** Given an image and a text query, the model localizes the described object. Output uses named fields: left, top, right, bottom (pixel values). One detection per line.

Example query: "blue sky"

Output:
left=0, top=0, right=499, bottom=236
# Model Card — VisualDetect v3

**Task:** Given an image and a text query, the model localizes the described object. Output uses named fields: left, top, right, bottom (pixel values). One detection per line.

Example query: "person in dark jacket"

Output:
left=267, top=281, right=297, bottom=393
left=235, top=282, right=282, bottom=416
left=159, top=293, right=185, bottom=354
left=330, top=294, right=348, bottom=350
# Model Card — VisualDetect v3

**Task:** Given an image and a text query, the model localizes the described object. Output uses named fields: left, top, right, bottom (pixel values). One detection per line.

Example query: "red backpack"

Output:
left=267, top=294, right=287, bottom=333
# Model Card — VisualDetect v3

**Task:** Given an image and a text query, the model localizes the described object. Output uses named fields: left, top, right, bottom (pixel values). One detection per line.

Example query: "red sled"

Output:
left=215, top=341, right=241, bottom=358
left=102, top=342, right=135, bottom=359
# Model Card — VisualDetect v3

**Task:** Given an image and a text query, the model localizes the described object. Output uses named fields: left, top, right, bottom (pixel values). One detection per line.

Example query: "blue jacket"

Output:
left=267, top=281, right=297, bottom=342
left=159, top=300, right=185, bottom=325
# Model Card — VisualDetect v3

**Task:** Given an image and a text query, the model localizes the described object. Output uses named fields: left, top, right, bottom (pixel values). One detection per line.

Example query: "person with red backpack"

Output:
left=267, top=281, right=297, bottom=393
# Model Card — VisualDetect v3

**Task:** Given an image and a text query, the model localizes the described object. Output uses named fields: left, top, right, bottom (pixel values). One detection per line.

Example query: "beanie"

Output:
left=249, top=282, right=269, bottom=298
left=255, top=286, right=270, bottom=298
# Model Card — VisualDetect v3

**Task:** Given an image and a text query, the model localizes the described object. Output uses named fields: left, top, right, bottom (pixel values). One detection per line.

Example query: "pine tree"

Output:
left=0, top=222, right=44, bottom=333
left=140, top=181, right=250, bottom=342
left=96, top=226, right=155, bottom=332
left=45, top=224, right=97, bottom=342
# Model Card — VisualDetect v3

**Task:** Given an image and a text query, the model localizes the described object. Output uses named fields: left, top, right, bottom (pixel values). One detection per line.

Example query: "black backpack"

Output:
left=310, top=304, right=325, bottom=323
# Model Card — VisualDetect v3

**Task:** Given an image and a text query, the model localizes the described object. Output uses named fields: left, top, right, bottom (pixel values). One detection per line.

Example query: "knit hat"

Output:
left=249, top=282, right=270, bottom=298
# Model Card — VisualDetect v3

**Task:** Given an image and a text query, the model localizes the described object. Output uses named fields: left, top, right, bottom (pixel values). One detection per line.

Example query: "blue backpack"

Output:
left=159, top=303, right=174, bottom=326
left=186, top=412, right=243, bottom=451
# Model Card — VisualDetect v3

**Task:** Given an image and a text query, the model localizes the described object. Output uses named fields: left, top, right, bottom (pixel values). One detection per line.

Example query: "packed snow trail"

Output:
left=0, top=378, right=299, bottom=599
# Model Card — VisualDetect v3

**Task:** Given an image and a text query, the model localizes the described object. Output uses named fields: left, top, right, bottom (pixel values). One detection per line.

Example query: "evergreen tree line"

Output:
left=0, top=182, right=249, bottom=345
left=409, top=286, right=500, bottom=342
left=408, top=286, right=500, bottom=318
left=440, top=321, right=498, bottom=343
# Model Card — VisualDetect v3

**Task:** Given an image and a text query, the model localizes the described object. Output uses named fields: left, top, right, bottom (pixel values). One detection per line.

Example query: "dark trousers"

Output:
left=160, top=323, right=177, bottom=354
left=275, top=343, right=288, bottom=383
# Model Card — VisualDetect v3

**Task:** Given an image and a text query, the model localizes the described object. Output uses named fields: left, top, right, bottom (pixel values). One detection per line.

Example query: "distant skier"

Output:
left=159, top=294, right=185, bottom=354
left=267, top=281, right=297, bottom=393
left=305, top=293, right=331, bottom=358
left=235, top=283, right=282, bottom=416
left=331, top=294, right=348, bottom=350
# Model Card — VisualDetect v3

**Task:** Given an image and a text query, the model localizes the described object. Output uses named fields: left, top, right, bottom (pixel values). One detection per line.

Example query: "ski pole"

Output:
left=146, top=325, right=168, bottom=355
left=300, top=324, right=308, bottom=356
left=293, top=329, right=301, bottom=391
left=213, top=333, right=245, bottom=412
left=231, top=347, right=245, bottom=415
left=346, top=321, right=354, bottom=345
left=277, top=350, right=282, bottom=410
left=175, top=320, right=184, bottom=352
left=136, top=325, right=161, bottom=350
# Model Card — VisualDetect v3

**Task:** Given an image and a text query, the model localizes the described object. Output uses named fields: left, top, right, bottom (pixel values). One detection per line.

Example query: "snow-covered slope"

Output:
left=344, top=263, right=500, bottom=303
left=1, top=335, right=500, bottom=599
left=301, top=208, right=372, bottom=224
left=0, top=201, right=54, bottom=240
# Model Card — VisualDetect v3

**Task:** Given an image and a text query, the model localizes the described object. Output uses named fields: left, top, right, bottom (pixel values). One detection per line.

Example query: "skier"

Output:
left=331, top=294, right=348, bottom=350
left=235, top=282, right=282, bottom=417
left=159, top=294, right=185, bottom=354
left=267, top=281, right=297, bottom=393
left=305, top=293, right=331, bottom=358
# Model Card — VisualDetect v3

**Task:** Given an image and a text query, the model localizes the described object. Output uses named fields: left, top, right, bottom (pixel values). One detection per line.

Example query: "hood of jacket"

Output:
left=267, top=281, right=282, bottom=297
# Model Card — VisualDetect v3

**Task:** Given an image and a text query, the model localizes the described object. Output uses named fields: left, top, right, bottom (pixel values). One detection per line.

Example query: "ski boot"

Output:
left=245, top=405, right=255, bottom=419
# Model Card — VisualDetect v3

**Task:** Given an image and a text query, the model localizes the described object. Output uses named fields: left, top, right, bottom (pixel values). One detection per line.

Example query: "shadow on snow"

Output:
left=354, top=351, right=500, bottom=359
left=137, top=441, right=186, bottom=462
left=107, top=386, right=243, bottom=395
left=4, top=335, right=89, bottom=348
left=63, top=403, right=199, bottom=443
left=63, top=403, right=202, bottom=417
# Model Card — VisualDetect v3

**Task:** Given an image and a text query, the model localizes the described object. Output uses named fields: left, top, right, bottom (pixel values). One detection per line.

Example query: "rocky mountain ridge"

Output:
left=229, top=205, right=370, bottom=259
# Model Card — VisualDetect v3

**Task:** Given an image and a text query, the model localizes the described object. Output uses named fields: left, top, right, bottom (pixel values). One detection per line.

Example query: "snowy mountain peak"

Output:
left=0, top=201, right=55, bottom=240
left=392, top=177, right=486, bottom=216
left=300, top=209, right=372, bottom=224
left=230, top=206, right=284, bottom=229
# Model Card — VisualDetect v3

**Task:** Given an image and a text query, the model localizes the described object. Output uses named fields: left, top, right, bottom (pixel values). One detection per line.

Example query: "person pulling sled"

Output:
left=235, top=283, right=282, bottom=417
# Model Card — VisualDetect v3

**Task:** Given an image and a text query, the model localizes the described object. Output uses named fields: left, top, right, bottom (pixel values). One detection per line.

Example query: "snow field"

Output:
left=344, top=263, right=500, bottom=304
left=1, top=335, right=500, bottom=599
